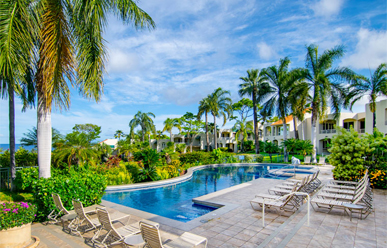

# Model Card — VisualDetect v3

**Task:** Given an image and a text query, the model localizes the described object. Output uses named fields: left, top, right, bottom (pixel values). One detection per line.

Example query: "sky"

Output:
left=1, top=0, right=387, bottom=143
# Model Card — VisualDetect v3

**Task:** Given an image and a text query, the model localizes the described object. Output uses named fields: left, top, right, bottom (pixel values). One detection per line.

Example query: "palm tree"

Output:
left=232, top=118, right=253, bottom=152
left=114, top=130, right=125, bottom=141
left=346, top=63, right=387, bottom=128
left=162, top=118, right=181, bottom=142
left=129, top=111, right=156, bottom=142
left=20, top=127, right=63, bottom=148
left=208, top=88, right=232, bottom=150
left=288, top=85, right=310, bottom=140
left=0, top=0, right=36, bottom=187
left=17, top=0, right=155, bottom=178
left=260, top=57, right=306, bottom=162
left=304, top=44, right=357, bottom=163
left=198, top=96, right=211, bottom=151
left=239, top=69, right=267, bottom=154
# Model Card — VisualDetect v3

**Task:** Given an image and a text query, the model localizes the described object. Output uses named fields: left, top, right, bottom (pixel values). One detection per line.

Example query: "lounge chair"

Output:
left=93, top=207, right=140, bottom=247
left=304, top=156, right=311, bottom=164
left=250, top=186, right=299, bottom=214
left=140, top=220, right=208, bottom=248
left=317, top=157, right=326, bottom=165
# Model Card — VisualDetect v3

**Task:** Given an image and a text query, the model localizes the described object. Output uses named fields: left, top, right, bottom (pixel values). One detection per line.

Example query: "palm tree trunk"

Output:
left=252, top=91, right=259, bottom=154
left=37, top=95, right=52, bottom=178
left=8, top=86, right=16, bottom=190
left=190, top=135, right=193, bottom=152
left=373, top=112, right=376, bottom=128
left=283, top=121, right=288, bottom=162
left=213, top=115, right=217, bottom=149
left=293, top=117, right=299, bottom=139
left=205, top=112, right=209, bottom=152
left=170, top=130, right=173, bottom=142
left=311, top=112, right=317, bottom=163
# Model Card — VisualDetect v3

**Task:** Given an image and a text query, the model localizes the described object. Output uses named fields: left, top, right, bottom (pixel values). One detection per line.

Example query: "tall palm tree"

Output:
left=162, top=118, right=181, bottom=142
left=0, top=0, right=37, bottom=187
left=304, top=44, right=356, bottom=163
left=33, top=1, right=155, bottom=178
left=239, top=69, right=267, bottom=154
left=114, top=130, right=125, bottom=141
left=129, top=111, right=156, bottom=142
left=289, top=85, right=310, bottom=140
left=346, top=63, right=387, bottom=128
left=198, top=96, right=211, bottom=151
left=208, top=88, right=232, bottom=150
left=260, top=57, right=306, bottom=162
left=20, top=127, right=63, bottom=148
left=232, top=117, right=253, bottom=152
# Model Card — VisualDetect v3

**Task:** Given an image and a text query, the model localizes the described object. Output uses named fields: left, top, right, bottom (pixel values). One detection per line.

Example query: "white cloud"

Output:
left=312, top=0, right=345, bottom=17
left=257, top=42, right=276, bottom=60
left=341, top=28, right=387, bottom=70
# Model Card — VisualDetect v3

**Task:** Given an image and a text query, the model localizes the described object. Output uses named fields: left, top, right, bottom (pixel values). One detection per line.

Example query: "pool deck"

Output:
left=32, top=164, right=387, bottom=247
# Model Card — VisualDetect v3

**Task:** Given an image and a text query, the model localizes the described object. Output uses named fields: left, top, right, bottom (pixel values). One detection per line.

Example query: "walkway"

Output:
left=32, top=165, right=386, bottom=247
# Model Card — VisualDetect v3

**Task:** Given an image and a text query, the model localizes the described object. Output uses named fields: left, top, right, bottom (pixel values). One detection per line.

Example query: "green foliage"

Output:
left=0, top=191, right=34, bottom=203
left=219, top=147, right=228, bottom=152
left=20, top=127, right=63, bottom=148
left=32, top=170, right=107, bottom=221
left=369, top=169, right=386, bottom=189
left=105, top=163, right=134, bottom=185
left=255, top=154, right=264, bottom=162
left=329, top=128, right=373, bottom=181
left=264, top=141, right=280, bottom=163
left=156, top=164, right=180, bottom=180
left=243, top=140, right=255, bottom=152
left=133, top=148, right=160, bottom=169
left=0, top=202, right=37, bottom=231
left=72, top=124, right=102, bottom=143
left=364, top=128, right=387, bottom=170
left=0, top=148, right=37, bottom=167
left=105, top=155, right=122, bottom=168
left=179, top=151, right=215, bottom=165
left=175, top=143, right=186, bottom=153
left=14, top=167, right=39, bottom=192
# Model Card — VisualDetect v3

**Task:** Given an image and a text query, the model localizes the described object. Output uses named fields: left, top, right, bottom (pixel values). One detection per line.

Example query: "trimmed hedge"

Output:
left=32, top=170, right=107, bottom=221
left=179, top=151, right=215, bottom=165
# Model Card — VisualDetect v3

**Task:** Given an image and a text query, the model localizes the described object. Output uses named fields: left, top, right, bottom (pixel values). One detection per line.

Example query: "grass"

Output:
left=0, top=190, right=34, bottom=203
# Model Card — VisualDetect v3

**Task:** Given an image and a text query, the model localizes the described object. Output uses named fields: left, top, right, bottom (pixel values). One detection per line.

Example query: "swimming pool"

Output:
left=103, top=164, right=290, bottom=222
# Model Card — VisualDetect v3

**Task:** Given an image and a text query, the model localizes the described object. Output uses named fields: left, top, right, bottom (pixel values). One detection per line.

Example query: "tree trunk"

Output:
left=311, top=114, right=317, bottom=163
left=8, top=86, right=16, bottom=191
left=373, top=112, right=376, bottom=128
left=37, top=95, right=52, bottom=178
left=170, top=130, right=173, bottom=142
left=213, top=115, right=217, bottom=149
left=283, top=121, right=288, bottom=162
left=148, top=134, right=151, bottom=148
left=293, top=117, right=299, bottom=139
left=252, top=91, right=259, bottom=154
left=205, top=112, right=210, bottom=152
left=190, top=135, right=193, bottom=152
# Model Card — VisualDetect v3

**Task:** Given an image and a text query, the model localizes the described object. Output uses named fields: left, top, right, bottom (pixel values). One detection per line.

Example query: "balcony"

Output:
left=320, top=129, right=336, bottom=134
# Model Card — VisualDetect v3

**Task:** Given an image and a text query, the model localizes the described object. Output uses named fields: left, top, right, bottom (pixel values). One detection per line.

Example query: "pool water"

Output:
left=103, top=164, right=288, bottom=222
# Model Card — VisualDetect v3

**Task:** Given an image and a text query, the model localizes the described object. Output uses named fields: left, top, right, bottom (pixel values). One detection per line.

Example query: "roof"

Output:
left=271, top=115, right=294, bottom=126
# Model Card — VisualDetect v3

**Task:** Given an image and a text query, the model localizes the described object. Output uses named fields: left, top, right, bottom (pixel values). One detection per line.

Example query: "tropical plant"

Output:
left=232, top=117, right=253, bottom=152
left=303, top=44, right=357, bottom=162
left=162, top=118, right=181, bottom=142
left=180, top=112, right=203, bottom=152
left=114, top=130, right=125, bottom=141
left=198, top=96, right=212, bottom=152
left=264, top=141, right=279, bottom=163
left=20, top=127, right=63, bottom=148
left=297, top=140, right=314, bottom=157
left=260, top=57, right=307, bottom=162
left=239, top=69, right=268, bottom=154
left=0, top=201, right=37, bottom=231
left=5, top=0, right=155, bottom=179
left=133, top=148, right=160, bottom=169
left=346, top=63, right=387, bottom=128
left=208, top=88, right=232, bottom=150
left=129, top=111, right=156, bottom=142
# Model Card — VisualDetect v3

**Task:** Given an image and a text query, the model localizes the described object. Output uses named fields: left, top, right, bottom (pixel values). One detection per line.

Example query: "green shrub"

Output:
left=125, top=162, right=142, bottom=182
left=329, top=128, right=373, bottom=181
left=244, top=155, right=254, bottom=163
left=179, top=151, right=214, bottom=165
left=255, top=154, right=264, bottom=162
left=133, top=148, right=160, bottom=169
left=32, top=170, right=106, bottom=221
left=0, top=202, right=37, bottom=231
left=14, top=167, right=39, bottom=192
left=105, top=163, right=134, bottom=185
left=219, top=147, right=228, bottom=152
left=369, top=169, right=387, bottom=189
left=0, top=148, right=38, bottom=167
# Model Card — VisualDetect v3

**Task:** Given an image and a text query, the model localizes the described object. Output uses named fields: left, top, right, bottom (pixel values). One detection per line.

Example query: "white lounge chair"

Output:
left=140, top=220, right=208, bottom=248
left=304, top=156, right=311, bottom=164
left=317, top=157, right=326, bottom=165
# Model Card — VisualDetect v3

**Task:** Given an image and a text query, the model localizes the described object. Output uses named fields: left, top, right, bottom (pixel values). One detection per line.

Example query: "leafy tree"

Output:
left=329, top=128, right=373, bottom=181
left=152, top=131, right=168, bottom=140
left=72, top=124, right=101, bottom=143
left=180, top=112, right=203, bottom=152
left=232, top=98, right=254, bottom=120
left=264, top=141, right=279, bottom=163
left=162, top=118, right=181, bottom=141
left=20, top=127, right=63, bottom=148
left=114, top=130, right=125, bottom=141
left=208, top=88, right=232, bottom=149
left=232, top=117, right=253, bottom=152
left=198, top=96, right=212, bottom=152
left=303, top=44, right=357, bottom=163
left=129, top=111, right=156, bottom=142
left=260, top=57, right=306, bottom=162
left=239, top=69, right=267, bottom=154
left=346, top=63, right=387, bottom=128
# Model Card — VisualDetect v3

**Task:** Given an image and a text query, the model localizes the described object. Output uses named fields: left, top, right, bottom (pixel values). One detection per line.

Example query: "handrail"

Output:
left=262, top=192, right=310, bottom=227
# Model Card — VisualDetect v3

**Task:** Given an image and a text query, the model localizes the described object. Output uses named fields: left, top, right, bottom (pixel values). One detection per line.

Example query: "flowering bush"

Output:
left=369, top=169, right=387, bottom=189
left=0, top=202, right=37, bottom=230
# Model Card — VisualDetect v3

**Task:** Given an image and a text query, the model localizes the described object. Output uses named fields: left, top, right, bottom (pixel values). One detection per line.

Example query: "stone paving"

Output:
left=32, top=165, right=387, bottom=247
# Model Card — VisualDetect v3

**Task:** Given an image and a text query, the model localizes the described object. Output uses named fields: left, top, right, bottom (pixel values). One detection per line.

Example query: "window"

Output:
left=322, top=122, right=335, bottom=130
left=343, top=122, right=354, bottom=130
left=162, top=143, right=165, bottom=148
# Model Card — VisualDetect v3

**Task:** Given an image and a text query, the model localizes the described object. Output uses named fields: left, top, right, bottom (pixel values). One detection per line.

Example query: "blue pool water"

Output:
left=103, top=164, right=289, bottom=222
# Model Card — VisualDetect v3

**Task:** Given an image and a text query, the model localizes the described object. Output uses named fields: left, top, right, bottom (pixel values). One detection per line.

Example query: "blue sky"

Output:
left=1, top=0, right=387, bottom=143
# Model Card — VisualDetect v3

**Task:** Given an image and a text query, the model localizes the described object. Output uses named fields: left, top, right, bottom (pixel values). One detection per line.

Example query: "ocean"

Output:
left=0, top=144, right=35, bottom=153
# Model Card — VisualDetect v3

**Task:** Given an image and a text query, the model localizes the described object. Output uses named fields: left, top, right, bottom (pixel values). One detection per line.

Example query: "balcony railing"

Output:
left=319, top=129, right=336, bottom=134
